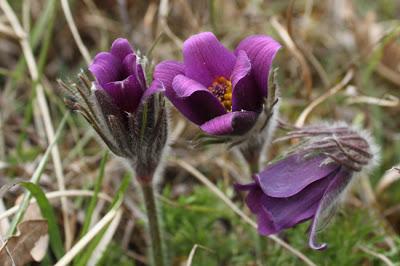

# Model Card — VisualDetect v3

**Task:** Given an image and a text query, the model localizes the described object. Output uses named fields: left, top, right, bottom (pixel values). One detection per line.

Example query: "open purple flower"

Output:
left=235, top=123, right=378, bottom=250
left=150, top=32, right=281, bottom=136
left=89, top=38, right=146, bottom=113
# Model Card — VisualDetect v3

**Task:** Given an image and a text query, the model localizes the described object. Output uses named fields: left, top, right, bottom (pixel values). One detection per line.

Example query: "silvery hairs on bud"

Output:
left=59, top=71, right=169, bottom=183
left=236, top=121, right=380, bottom=250
left=277, top=121, right=380, bottom=174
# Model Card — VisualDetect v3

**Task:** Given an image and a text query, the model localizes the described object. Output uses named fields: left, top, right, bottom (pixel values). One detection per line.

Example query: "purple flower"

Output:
left=61, top=38, right=168, bottom=182
left=150, top=32, right=281, bottom=136
left=235, top=123, right=378, bottom=250
left=89, top=38, right=146, bottom=113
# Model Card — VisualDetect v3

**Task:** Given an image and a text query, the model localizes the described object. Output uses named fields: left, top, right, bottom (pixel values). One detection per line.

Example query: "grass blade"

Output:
left=79, top=151, right=109, bottom=237
left=19, top=182, right=65, bottom=259
left=74, top=171, right=132, bottom=266
left=7, top=112, right=69, bottom=237
left=9, top=0, right=58, bottom=83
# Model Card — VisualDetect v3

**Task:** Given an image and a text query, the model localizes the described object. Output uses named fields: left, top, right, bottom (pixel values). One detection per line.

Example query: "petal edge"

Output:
left=235, top=35, right=281, bottom=97
left=166, top=75, right=226, bottom=125
left=183, top=32, right=236, bottom=86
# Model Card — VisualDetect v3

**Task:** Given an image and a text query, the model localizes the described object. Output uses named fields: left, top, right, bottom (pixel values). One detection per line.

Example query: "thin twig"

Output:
left=376, top=165, right=400, bottom=195
left=271, top=16, right=313, bottom=99
left=88, top=209, right=123, bottom=266
left=22, top=0, right=30, bottom=32
left=54, top=208, right=122, bottom=266
left=0, top=23, right=19, bottom=38
left=300, top=43, right=330, bottom=88
left=358, top=245, right=395, bottom=266
left=60, top=0, right=91, bottom=65
left=377, top=62, right=400, bottom=86
left=158, top=0, right=183, bottom=48
left=186, top=244, right=214, bottom=266
left=346, top=94, right=399, bottom=107
left=295, top=69, right=354, bottom=127
left=0, top=190, right=113, bottom=221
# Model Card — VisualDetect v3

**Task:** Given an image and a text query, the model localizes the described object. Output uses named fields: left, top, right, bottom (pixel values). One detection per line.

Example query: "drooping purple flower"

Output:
left=149, top=32, right=281, bottom=136
left=89, top=38, right=146, bottom=113
left=235, top=123, right=378, bottom=250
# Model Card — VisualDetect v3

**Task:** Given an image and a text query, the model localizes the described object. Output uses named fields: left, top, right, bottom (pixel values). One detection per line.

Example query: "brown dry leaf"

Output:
left=29, top=234, right=49, bottom=262
left=22, top=204, right=43, bottom=221
left=0, top=220, right=49, bottom=266
left=378, top=37, right=400, bottom=86
left=13, top=193, right=44, bottom=222
left=351, top=11, right=382, bottom=55
left=382, top=38, right=400, bottom=72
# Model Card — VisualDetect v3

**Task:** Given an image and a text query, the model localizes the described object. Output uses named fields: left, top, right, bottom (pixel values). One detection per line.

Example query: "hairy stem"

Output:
left=141, top=182, right=165, bottom=266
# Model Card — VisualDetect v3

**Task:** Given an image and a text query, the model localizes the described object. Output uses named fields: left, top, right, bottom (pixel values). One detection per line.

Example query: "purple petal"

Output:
left=245, top=186, right=264, bottom=214
left=110, top=38, right=134, bottom=61
left=254, top=172, right=335, bottom=235
left=200, top=111, right=258, bottom=136
left=234, top=182, right=258, bottom=192
left=122, top=53, right=147, bottom=89
left=183, top=32, right=236, bottom=87
left=122, top=53, right=137, bottom=76
left=150, top=60, right=184, bottom=93
left=235, top=35, right=281, bottom=97
left=308, top=168, right=352, bottom=250
left=166, top=75, right=226, bottom=125
left=122, top=54, right=147, bottom=90
left=102, top=75, right=143, bottom=113
left=256, top=153, right=340, bottom=197
left=257, top=206, right=276, bottom=236
left=89, top=52, right=122, bottom=85
left=231, top=50, right=263, bottom=112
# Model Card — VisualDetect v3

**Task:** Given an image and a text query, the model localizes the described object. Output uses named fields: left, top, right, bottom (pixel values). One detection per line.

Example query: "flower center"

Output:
left=208, top=76, right=232, bottom=111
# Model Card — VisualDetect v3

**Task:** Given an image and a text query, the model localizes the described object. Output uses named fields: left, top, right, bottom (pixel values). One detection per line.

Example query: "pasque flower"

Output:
left=150, top=32, right=281, bottom=136
left=62, top=37, right=169, bottom=266
left=235, top=123, right=378, bottom=250
left=61, top=38, right=167, bottom=182
left=88, top=38, right=147, bottom=113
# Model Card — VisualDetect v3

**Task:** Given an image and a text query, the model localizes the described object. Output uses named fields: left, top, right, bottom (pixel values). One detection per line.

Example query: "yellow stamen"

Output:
left=207, top=76, right=233, bottom=111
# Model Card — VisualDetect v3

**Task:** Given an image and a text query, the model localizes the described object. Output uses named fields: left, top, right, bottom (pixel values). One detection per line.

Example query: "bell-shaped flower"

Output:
left=235, top=123, right=379, bottom=250
left=61, top=38, right=168, bottom=183
left=89, top=38, right=146, bottom=113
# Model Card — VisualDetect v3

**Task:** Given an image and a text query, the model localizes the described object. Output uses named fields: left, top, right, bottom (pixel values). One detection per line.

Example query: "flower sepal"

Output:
left=60, top=72, right=168, bottom=181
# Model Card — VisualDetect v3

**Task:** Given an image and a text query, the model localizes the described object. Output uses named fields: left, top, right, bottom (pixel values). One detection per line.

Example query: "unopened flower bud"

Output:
left=60, top=38, right=169, bottom=183
left=236, top=122, right=379, bottom=250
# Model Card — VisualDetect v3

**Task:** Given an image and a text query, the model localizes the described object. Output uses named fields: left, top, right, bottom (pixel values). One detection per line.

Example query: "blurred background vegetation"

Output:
left=0, top=0, right=399, bottom=265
